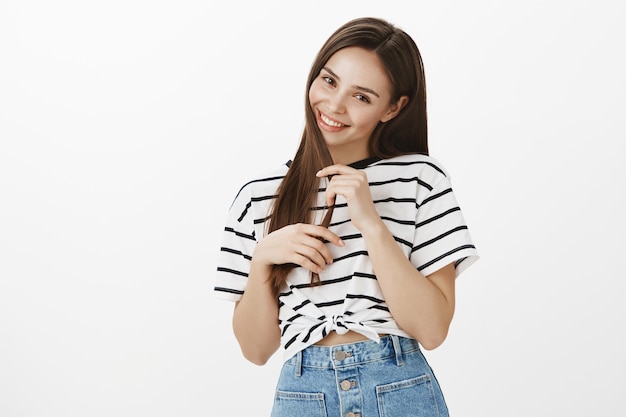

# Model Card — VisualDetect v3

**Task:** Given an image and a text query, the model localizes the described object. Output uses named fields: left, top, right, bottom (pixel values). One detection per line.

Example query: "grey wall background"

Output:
left=1, top=0, right=624, bottom=416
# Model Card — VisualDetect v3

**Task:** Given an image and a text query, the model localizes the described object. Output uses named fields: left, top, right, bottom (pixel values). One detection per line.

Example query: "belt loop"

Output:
left=294, top=350, right=303, bottom=377
left=390, top=335, right=404, bottom=366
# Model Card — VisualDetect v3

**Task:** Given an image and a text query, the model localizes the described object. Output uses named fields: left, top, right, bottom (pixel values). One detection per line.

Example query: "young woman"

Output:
left=214, top=17, right=479, bottom=417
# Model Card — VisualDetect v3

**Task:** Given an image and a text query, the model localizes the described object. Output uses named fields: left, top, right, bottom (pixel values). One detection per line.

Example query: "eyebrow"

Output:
left=322, top=66, right=381, bottom=98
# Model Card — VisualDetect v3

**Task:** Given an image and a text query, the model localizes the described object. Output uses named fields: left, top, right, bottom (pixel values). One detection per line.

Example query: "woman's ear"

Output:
left=381, top=96, right=409, bottom=123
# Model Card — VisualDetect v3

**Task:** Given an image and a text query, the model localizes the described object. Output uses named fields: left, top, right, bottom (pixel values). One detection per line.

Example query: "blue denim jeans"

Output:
left=271, top=335, right=449, bottom=417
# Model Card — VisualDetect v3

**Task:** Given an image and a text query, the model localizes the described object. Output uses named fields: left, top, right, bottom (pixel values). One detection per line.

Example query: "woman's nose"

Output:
left=327, top=93, right=346, bottom=114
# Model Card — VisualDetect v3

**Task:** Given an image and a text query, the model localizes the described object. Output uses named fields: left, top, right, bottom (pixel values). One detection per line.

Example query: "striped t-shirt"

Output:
left=214, top=153, right=479, bottom=361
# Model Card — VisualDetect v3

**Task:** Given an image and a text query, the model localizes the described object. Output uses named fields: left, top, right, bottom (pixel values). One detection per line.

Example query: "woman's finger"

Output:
left=293, top=241, right=331, bottom=270
left=298, top=224, right=344, bottom=248
left=316, top=164, right=355, bottom=178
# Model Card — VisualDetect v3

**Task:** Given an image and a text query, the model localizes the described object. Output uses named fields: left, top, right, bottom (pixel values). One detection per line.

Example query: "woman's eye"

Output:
left=322, top=76, right=335, bottom=85
left=355, top=94, right=370, bottom=103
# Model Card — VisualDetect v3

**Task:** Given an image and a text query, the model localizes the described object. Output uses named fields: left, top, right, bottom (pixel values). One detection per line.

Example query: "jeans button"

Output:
left=335, top=350, right=346, bottom=361
left=340, top=380, right=352, bottom=391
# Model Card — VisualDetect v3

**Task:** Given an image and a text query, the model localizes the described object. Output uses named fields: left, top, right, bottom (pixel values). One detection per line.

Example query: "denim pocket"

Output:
left=271, top=390, right=328, bottom=417
left=376, top=374, right=440, bottom=417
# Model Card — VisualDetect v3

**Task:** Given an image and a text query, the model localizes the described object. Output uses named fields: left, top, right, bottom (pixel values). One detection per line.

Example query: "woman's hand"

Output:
left=316, top=164, right=382, bottom=232
left=254, top=223, right=344, bottom=275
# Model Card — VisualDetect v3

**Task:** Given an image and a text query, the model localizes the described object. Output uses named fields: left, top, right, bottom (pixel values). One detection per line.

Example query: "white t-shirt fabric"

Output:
left=214, top=153, right=479, bottom=362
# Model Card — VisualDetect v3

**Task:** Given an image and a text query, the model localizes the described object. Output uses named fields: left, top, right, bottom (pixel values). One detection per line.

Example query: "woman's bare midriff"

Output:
left=314, top=330, right=386, bottom=346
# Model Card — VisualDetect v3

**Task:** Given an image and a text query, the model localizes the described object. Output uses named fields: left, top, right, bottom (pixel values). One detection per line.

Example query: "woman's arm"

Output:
left=232, top=260, right=280, bottom=366
left=232, top=223, right=344, bottom=365
left=317, top=165, right=456, bottom=350
left=359, top=221, right=455, bottom=350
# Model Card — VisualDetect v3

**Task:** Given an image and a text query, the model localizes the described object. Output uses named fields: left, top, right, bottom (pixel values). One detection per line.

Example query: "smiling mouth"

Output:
left=319, top=111, right=347, bottom=128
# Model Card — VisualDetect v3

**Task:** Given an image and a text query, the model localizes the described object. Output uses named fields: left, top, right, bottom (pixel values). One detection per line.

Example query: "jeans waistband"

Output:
left=286, top=335, right=420, bottom=370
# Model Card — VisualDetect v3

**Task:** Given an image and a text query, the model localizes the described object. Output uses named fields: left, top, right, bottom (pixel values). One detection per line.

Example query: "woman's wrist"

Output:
left=248, top=257, right=275, bottom=285
left=358, top=217, right=389, bottom=240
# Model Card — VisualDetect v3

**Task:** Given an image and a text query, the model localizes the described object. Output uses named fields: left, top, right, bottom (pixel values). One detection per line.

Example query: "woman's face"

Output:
left=309, top=47, right=399, bottom=164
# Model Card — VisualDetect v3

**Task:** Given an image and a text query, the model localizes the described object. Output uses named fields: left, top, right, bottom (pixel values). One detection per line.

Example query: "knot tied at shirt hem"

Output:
left=327, top=315, right=381, bottom=342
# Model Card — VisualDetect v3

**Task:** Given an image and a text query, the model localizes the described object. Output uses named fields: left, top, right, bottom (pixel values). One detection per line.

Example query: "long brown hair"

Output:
left=268, top=17, right=429, bottom=296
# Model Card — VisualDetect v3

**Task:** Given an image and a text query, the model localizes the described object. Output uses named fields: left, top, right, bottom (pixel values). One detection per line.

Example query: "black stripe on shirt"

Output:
left=369, top=176, right=433, bottom=191
left=334, top=250, right=369, bottom=263
left=216, top=267, right=248, bottom=277
left=375, top=159, right=447, bottom=176
left=224, top=226, right=256, bottom=242
left=237, top=201, right=252, bottom=222
left=346, top=294, right=385, bottom=304
left=214, top=286, right=244, bottom=296
left=412, top=225, right=469, bottom=253
left=293, top=299, right=312, bottom=311
left=302, top=322, right=325, bottom=343
left=421, top=187, right=453, bottom=206
left=232, top=175, right=285, bottom=203
left=220, top=246, right=252, bottom=261
left=374, top=197, right=417, bottom=205
left=353, top=271, right=377, bottom=280
left=316, top=299, right=345, bottom=308
left=417, top=244, right=477, bottom=272
left=284, top=334, right=298, bottom=350
left=380, top=215, right=415, bottom=226
left=416, top=207, right=461, bottom=228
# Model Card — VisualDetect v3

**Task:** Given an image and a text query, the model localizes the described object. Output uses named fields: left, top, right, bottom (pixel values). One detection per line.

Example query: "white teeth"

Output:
left=321, top=113, right=344, bottom=127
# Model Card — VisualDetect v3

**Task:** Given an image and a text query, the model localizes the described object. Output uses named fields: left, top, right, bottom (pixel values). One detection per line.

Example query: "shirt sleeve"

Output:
left=213, top=184, right=258, bottom=302
left=410, top=173, right=479, bottom=278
